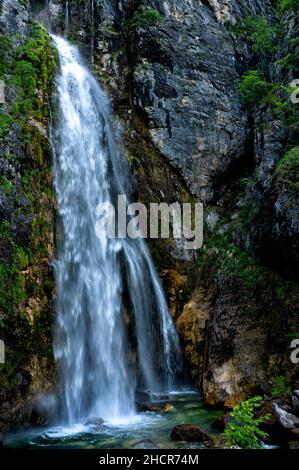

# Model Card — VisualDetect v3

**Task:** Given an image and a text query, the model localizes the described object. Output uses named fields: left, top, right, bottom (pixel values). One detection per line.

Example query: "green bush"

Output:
left=224, top=396, right=270, bottom=449
left=0, top=34, right=13, bottom=78
left=245, top=16, right=277, bottom=58
left=0, top=22, right=57, bottom=137
left=278, top=0, right=299, bottom=12
left=230, top=16, right=277, bottom=74
left=271, top=376, right=292, bottom=398
left=274, top=146, right=299, bottom=192
left=238, top=70, right=274, bottom=109
left=130, top=6, right=163, bottom=28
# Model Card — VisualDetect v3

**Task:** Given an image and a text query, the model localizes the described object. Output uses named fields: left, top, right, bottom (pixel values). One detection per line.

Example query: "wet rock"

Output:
left=211, top=413, right=231, bottom=431
left=138, top=404, right=162, bottom=412
left=170, top=424, right=212, bottom=443
left=135, top=390, right=151, bottom=404
left=289, top=441, right=299, bottom=449
left=273, top=403, right=299, bottom=430
left=160, top=269, right=187, bottom=318
left=162, top=403, right=174, bottom=412
left=292, top=391, right=299, bottom=412
left=150, top=393, right=169, bottom=401
left=176, top=288, right=211, bottom=388
left=129, top=438, right=154, bottom=449
left=0, top=0, right=29, bottom=36
left=85, top=417, right=104, bottom=427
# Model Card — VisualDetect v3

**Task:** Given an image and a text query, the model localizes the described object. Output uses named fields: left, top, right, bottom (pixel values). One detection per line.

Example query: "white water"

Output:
left=51, top=36, right=184, bottom=425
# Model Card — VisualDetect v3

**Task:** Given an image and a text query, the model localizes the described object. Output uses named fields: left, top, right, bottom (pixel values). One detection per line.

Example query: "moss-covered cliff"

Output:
left=0, top=3, right=57, bottom=439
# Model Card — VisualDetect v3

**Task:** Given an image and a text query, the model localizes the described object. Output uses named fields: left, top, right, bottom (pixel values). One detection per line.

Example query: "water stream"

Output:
left=51, top=35, right=184, bottom=426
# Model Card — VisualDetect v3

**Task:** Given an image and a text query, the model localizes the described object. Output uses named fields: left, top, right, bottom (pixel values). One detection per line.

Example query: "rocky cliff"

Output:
left=61, top=0, right=298, bottom=406
left=0, top=0, right=57, bottom=440
left=0, top=0, right=298, bottom=440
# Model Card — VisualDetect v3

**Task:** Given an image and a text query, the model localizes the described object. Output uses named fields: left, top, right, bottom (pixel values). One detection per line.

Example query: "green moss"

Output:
left=0, top=22, right=56, bottom=391
left=0, top=34, right=13, bottom=78
left=0, top=22, right=58, bottom=139
left=0, top=254, right=27, bottom=311
left=270, top=375, right=292, bottom=398
left=274, top=146, right=299, bottom=192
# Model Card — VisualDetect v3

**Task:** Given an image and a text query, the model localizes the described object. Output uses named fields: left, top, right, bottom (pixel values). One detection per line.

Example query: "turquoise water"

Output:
left=4, top=393, right=222, bottom=449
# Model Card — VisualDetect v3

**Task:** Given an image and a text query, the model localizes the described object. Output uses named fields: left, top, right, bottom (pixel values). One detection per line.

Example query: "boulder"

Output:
left=289, top=441, right=299, bottom=449
left=85, top=417, right=104, bottom=426
left=273, top=403, right=299, bottom=430
left=162, top=403, right=174, bottom=412
left=138, top=404, right=161, bottom=412
left=292, top=391, right=299, bottom=412
left=170, top=424, right=212, bottom=443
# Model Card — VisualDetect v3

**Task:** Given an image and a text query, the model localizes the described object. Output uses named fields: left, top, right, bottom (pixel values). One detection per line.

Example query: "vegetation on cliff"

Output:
left=0, top=21, right=57, bottom=408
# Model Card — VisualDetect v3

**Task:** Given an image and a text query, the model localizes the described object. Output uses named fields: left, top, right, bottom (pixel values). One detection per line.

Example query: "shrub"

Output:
left=130, top=6, right=163, bottom=28
left=278, top=0, right=299, bottom=12
left=271, top=376, right=292, bottom=398
left=274, top=146, right=299, bottom=192
left=238, top=70, right=274, bottom=109
left=245, top=16, right=277, bottom=58
left=224, top=396, right=270, bottom=449
left=0, top=34, right=13, bottom=77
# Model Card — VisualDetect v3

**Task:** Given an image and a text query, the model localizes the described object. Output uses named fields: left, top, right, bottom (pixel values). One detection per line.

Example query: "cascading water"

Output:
left=51, top=36, right=184, bottom=426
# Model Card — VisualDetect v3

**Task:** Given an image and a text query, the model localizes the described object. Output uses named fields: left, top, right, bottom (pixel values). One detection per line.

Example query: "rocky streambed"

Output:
left=3, top=393, right=222, bottom=449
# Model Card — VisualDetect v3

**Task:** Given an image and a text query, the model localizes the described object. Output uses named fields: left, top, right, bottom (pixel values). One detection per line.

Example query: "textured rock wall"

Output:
left=0, top=0, right=57, bottom=440
left=69, top=0, right=297, bottom=406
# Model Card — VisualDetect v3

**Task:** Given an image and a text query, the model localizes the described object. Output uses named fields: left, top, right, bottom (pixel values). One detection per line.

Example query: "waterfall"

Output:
left=51, top=36, right=184, bottom=425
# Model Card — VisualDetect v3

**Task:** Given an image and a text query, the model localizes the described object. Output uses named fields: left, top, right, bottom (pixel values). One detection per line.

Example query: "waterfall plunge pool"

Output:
left=4, top=393, right=223, bottom=449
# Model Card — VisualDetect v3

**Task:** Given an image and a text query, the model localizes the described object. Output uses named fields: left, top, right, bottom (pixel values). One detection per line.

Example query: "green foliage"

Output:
left=0, top=250, right=27, bottom=311
left=0, top=34, right=13, bottom=77
left=130, top=6, right=163, bottom=28
left=0, top=113, right=12, bottom=138
left=0, top=22, right=57, bottom=136
left=245, top=16, right=277, bottom=60
left=271, top=376, right=292, bottom=398
left=0, top=22, right=56, bottom=365
left=12, top=22, right=57, bottom=117
left=275, top=53, right=296, bottom=70
left=206, top=230, right=265, bottom=293
left=230, top=16, right=277, bottom=75
left=224, top=396, right=270, bottom=449
left=278, top=0, right=299, bottom=12
left=274, top=146, right=299, bottom=192
left=238, top=70, right=275, bottom=109
left=238, top=73, right=299, bottom=134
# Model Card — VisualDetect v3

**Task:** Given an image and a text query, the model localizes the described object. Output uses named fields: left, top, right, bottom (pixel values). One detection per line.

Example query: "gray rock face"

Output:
left=0, top=0, right=29, bottom=36
left=202, top=276, right=268, bottom=406
left=127, top=0, right=274, bottom=202
left=131, top=0, right=250, bottom=202
left=273, top=403, right=299, bottom=430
